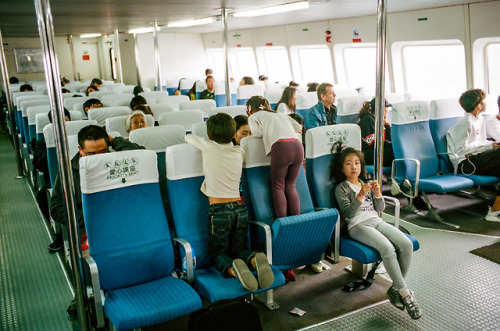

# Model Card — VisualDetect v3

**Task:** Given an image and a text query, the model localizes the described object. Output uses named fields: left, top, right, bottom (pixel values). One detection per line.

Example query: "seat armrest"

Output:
left=172, top=237, right=195, bottom=284
left=391, top=158, right=420, bottom=198
left=84, top=256, right=105, bottom=329
left=382, top=195, right=400, bottom=228
left=248, top=221, right=273, bottom=264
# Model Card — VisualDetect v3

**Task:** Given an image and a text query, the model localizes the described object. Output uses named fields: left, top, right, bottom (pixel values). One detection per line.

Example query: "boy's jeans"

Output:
left=208, top=201, right=254, bottom=276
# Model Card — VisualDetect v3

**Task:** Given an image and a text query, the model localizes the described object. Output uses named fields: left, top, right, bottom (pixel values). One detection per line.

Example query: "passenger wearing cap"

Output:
left=358, top=98, right=394, bottom=167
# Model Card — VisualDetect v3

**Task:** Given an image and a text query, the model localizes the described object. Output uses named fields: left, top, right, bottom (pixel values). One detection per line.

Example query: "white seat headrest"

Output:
left=391, top=101, right=430, bottom=125
left=80, top=149, right=159, bottom=194
left=212, top=106, right=246, bottom=118
left=241, top=136, right=270, bottom=168
left=296, top=92, right=318, bottom=109
left=129, top=125, right=186, bottom=152
left=305, top=124, right=361, bottom=158
left=88, top=106, right=131, bottom=126
left=43, top=120, right=99, bottom=148
left=27, top=105, right=50, bottom=125
left=429, top=98, right=464, bottom=120
left=166, top=143, right=203, bottom=180
left=337, top=96, right=370, bottom=116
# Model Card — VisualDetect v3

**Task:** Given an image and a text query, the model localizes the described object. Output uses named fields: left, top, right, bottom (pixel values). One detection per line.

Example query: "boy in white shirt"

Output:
left=185, top=113, right=274, bottom=291
left=447, top=89, right=500, bottom=222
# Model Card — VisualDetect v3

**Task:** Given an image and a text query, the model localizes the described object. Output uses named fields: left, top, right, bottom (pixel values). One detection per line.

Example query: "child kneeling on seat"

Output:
left=185, top=113, right=274, bottom=291
left=331, top=143, right=422, bottom=320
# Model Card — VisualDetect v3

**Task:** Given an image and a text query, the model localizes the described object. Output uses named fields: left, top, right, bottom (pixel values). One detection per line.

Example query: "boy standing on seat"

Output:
left=447, top=89, right=500, bottom=222
left=185, top=113, right=274, bottom=291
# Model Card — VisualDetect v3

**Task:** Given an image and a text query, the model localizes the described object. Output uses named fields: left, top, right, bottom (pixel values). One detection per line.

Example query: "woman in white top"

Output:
left=274, top=86, right=297, bottom=114
left=246, top=96, right=302, bottom=218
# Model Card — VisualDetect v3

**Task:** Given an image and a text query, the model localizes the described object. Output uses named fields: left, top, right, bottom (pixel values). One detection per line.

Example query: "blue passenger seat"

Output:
left=165, top=143, right=285, bottom=305
left=80, top=150, right=202, bottom=330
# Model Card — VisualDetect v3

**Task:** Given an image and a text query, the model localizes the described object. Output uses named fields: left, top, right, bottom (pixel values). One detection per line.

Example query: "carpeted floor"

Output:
left=470, top=241, right=500, bottom=264
left=382, top=185, right=500, bottom=236
left=147, top=258, right=391, bottom=331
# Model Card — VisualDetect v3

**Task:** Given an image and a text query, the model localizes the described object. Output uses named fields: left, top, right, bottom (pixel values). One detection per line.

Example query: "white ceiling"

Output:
left=0, top=0, right=491, bottom=38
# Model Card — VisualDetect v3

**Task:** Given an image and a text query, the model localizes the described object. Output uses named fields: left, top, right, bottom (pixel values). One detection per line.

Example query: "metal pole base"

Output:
left=255, top=290, right=280, bottom=310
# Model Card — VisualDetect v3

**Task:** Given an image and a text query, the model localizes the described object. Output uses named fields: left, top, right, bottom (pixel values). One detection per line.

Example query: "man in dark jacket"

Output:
left=49, top=125, right=144, bottom=249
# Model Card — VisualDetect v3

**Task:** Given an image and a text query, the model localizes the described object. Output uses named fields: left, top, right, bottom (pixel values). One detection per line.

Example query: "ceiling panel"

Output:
left=0, top=0, right=491, bottom=38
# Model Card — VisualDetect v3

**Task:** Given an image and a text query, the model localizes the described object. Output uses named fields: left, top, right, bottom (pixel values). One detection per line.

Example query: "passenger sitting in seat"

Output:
left=331, top=144, right=422, bottom=320
left=20, top=84, right=33, bottom=92
left=83, top=98, right=103, bottom=117
left=130, top=95, right=148, bottom=109
left=232, top=115, right=251, bottom=146
left=304, top=83, right=337, bottom=130
left=185, top=113, right=273, bottom=292
left=358, top=98, right=394, bottom=167
left=447, top=89, right=500, bottom=222
left=307, top=82, right=318, bottom=92
left=90, top=78, right=103, bottom=89
left=133, top=85, right=144, bottom=96
left=485, top=95, right=500, bottom=141
left=275, top=86, right=297, bottom=114
left=50, top=125, right=145, bottom=240
left=200, top=75, right=215, bottom=100
left=132, top=104, right=154, bottom=117
left=126, top=110, right=148, bottom=133
left=239, top=76, right=254, bottom=86
left=85, top=85, right=98, bottom=96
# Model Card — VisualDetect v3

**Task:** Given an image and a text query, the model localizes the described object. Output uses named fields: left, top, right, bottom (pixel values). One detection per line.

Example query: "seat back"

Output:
left=179, top=99, right=216, bottom=116
left=214, top=81, right=237, bottom=107
left=191, top=122, right=208, bottom=139
left=158, top=110, right=204, bottom=131
left=179, top=78, right=196, bottom=95
left=36, top=113, right=51, bottom=141
left=62, top=92, right=85, bottom=98
left=391, top=101, right=438, bottom=179
left=305, top=124, right=362, bottom=208
left=236, top=85, right=265, bottom=105
left=43, top=120, right=98, bottom=186
left=101, top=93, right=134, bottom=107
left=88, top=106, right=131, bottom=126
left=386, top=93, right=405, bottom=105
left=150, top=103, right=176, bottom=120
left=105, top=114, right=155, bottom=138
left=429, top=98, right=464, bottom=173
left=156, top=95, right=190, bottom=111
left=88, top=90, right=119, bottom=100
left=27, top=105, right=50, bottom=143
left=296, top=92, right=318, bottom=118
left=332, top=90, right=358, bottom=105
left=336, top=95, right=370, bottom=124
left=130, top=125, right=186, bottom=227
left=264, top=88, right=285, bottom=109
left=63, top=96, right=91, bottom=111
left=80, top=150, right=174, bottom=291
left=139, top=91, right=169, bottom=104
left=165, top=143, right=212, bottom=269
left=195, top=80, right=207, bottom=100
left=240, top=136, right=314, bottom=226
left=212, top=106, right=246, bottom=118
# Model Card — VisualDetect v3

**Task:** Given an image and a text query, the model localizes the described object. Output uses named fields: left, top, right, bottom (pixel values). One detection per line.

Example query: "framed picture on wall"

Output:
left=14, top=48, right=44, bottom=73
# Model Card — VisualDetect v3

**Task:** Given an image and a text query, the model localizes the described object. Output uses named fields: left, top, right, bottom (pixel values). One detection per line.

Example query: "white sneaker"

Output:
left=485, top=207, right=500, bottom=222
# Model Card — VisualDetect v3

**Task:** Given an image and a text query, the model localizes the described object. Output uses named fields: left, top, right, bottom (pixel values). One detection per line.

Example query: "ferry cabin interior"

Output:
left=1, top=0, right=500, bottom=330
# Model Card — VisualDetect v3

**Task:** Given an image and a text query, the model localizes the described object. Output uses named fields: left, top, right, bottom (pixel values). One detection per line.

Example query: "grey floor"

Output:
left=0, top=132, right=73, bottom=331
left=302, top=216, right=500, bottom=331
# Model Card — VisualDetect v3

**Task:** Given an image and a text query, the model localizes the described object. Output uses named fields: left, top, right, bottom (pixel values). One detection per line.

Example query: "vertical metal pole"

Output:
left=68, top=34, right=78, bottom=81
left=221, top=8, right=231, bottom=106
left=114, top=29, right=123, bottom=83
left=34, top=0, right=89, bottom=330
left=153, top=22, right=162, bottom=91
left=374, top=0, right=388, bottom=186
left=0, top=28, right=24, bottom=177
left=133, top=33, right=142, bottom=87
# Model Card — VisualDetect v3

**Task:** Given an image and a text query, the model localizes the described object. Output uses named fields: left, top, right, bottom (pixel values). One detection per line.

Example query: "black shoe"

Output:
left=48, top=236, right=63, bottom=253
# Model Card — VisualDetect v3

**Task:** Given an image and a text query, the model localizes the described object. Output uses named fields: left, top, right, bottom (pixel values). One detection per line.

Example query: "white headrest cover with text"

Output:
left=305, top=124, right=361, bottom=159
left=166, top=143, right=203, bottom=180
left=391, top=101, right=430, bottom=125
left=80, top=149, right=158, bottom=194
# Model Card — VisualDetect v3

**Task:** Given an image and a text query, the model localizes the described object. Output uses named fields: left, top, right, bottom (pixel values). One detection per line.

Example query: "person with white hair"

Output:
left=126, top=110, right=148, bottom=133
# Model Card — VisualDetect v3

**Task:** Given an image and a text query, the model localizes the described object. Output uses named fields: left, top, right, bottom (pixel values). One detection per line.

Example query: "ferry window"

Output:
left=231, top=48, right=258, bottom=82
left=291, top=45, right=334, bottom=83
left=486, top=43, right=500, bottom=95
left=342, top=46, right=378, bottom=92
left=110, top=48, right=117, bottom=80
left=256, top=46, right=292, bottom=83
left=402, top=44, right=466, bottom=97
left=206, top=48, right=229, bottom=79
